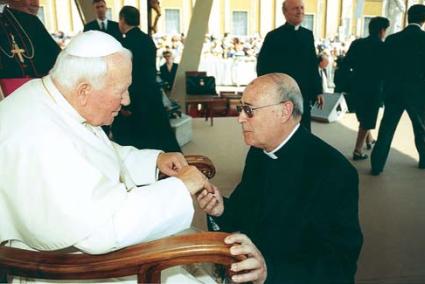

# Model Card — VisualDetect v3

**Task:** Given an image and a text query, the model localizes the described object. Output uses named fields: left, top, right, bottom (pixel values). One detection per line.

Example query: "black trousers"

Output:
left=371, top=99, right=425, bottom=171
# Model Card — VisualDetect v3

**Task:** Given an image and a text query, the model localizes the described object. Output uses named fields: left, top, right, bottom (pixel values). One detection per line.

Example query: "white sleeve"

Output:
left=112, top=142, right=163, bottom=185
left=75, top=177, right=194, bottom=254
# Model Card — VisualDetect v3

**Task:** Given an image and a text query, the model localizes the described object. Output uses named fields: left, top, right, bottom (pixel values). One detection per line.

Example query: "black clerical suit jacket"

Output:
left=257, top=24, right=322, bottom=105
left=111, top=28, right=180, bottom=152
left=383, top=24, right=425, bottom=105
left=83, top=19, right=121, bottom=41
left=0, top=7, right=60, bottom=78
left=212, top=127, right=363, bottom=284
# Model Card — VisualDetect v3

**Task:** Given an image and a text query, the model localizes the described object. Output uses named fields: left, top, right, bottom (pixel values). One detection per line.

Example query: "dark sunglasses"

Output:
left=236, top=101, right=286, bottom=118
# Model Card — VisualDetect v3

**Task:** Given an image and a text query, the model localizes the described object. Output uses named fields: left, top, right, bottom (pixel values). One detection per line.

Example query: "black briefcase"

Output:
left=186, top=76, right=216, bottom=95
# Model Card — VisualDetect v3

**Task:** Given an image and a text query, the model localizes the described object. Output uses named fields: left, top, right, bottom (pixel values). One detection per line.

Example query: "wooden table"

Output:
left=185, top=95, right=227, bottom=126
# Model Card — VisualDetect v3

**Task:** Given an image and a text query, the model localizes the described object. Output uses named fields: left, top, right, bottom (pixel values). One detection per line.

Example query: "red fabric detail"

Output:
left=0, top=78, right=31, bottom=97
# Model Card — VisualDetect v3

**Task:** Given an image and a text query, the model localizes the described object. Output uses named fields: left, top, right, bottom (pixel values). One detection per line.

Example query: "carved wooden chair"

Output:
left=0, top=155, right=237, bottom=283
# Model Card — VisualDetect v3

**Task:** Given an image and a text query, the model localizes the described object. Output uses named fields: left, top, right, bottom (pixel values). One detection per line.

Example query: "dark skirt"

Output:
left=353, top=90, right=382, bottom=130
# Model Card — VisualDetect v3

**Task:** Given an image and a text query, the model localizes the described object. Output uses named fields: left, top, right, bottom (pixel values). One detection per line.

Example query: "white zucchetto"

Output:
left=65, top=31, right=124, bottom=58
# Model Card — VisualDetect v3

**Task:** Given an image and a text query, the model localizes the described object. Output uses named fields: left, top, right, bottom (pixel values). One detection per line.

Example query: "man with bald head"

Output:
left=257, top=0, right=323, bottom=132
left=198, top=73, right=363, bottom=283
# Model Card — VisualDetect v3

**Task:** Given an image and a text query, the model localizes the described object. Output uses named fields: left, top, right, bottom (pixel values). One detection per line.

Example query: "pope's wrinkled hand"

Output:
left=176, top=165, right=213, bottom=195
left=225, top=233, right=267, bottom=284
left=196, top=186, right=224, bottom=217
left=157, top=152, right=188, bottom=176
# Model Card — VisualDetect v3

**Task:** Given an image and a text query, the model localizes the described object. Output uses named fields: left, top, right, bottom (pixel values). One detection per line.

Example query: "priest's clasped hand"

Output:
left=196, top=187, right=224, bottom=217
left=156, top=152, right=188, bottom=176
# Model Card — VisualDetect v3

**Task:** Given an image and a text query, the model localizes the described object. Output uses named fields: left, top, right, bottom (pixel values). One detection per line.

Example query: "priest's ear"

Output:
left=75, top=82, right=92, bottom=106
left=280, top=100, right=294, bottom=123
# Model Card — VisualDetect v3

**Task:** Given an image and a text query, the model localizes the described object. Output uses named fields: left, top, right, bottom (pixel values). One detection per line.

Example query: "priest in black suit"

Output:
left=198, top=73, right=363, bottom=284
left=371, top=4, right=425, bottom=174
left=111, top=6, right=180, bottom=152
left=0, top=2, right=60, bottom=78
left=256, top=0, right=323, bottom=131
left=83, top=0, right=121, bottom=41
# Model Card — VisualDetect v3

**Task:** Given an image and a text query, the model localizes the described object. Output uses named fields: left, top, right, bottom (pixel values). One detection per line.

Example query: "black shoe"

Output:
left=366, top=140, right=376, bottom=150
left=353, top=152, right=368, bottom=161
left=419, top=161, right=425, bottom=169
left=370, top=169, right=382, bottom=176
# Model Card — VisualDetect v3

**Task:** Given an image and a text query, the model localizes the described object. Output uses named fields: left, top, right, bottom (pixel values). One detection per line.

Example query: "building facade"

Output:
left=35, top=0, right=424, bottom=39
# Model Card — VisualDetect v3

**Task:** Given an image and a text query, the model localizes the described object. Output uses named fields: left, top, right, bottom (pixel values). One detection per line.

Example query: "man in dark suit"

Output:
left=371, top=4, right=425, bottom=175
left=83, top=0, right=121, bottom=41
left=111, top=6, right=180, bottom=152
left=256, top=0, right=323, bottom=131
left=0, top=2, right=60, bottom=78
left=197, top=73, right=363, bottom=284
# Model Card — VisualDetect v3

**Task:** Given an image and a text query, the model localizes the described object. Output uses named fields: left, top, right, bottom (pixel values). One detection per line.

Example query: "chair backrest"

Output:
left=0, top=232, right=242, bottom=283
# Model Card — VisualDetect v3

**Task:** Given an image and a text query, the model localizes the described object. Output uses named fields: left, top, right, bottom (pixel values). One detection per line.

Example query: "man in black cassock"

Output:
left=83, top=0, right=121, bottom=41
left=371, top=4, right=425, bottom=175
left=256, top=0, right=323, bottom=131
left=111, top=6, right=180, bottom=152
left=197, top=73, right=363, bottom=284
left=0, top=1, right=60, bottom=78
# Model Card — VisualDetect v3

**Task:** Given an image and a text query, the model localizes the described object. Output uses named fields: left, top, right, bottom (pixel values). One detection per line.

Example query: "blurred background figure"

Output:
left=344, top=16, right=390, bottom=161
left=112, top=5, right=181, bottom=152
left=159, top=50, right=178, bottom=92
left=318, top=53, right=331, bottom=93
left=83, top=0, right=121, bottom=41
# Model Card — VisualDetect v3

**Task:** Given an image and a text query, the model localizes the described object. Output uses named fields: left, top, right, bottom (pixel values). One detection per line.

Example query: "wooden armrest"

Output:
left=0, top=232, right=241, bottom=283
left=159, top=154, right=216, bottom=180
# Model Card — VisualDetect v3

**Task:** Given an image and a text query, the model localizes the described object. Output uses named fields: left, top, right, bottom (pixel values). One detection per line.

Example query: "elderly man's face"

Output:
left=238, top=82, right=285, bottom=151
left=94, top=1, right=107, bottom=20
left=9, top=0, right=39, bottom=15
left=85, top=54, right=131, bottom=126
left=283, top=0, right=305, bottom=26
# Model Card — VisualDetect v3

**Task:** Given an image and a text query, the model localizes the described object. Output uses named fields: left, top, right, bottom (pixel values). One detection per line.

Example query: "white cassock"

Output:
left=0, top=76, right=207, bottom=283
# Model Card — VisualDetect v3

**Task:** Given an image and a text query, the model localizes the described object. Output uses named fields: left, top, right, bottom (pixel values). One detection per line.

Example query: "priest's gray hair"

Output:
left=50, top=49, right=132, bottom=91
left=268, top=73, right=304, bottom=118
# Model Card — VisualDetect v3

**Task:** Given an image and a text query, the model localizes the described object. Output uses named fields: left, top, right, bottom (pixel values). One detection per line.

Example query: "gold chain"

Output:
left=0, top=8, right=35, bottom=59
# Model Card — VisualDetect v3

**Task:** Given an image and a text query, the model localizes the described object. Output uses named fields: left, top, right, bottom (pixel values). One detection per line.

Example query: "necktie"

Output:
left=100, top=21, right=105, bottom=31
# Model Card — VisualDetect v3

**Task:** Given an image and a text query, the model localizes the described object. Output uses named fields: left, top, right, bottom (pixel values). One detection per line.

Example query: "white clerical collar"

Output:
left=0, top=4, right=6, bottom=13
left=263, top=123, right=300, bottom=159
left=408, top=23, right=423, bottom=30
left=294, top=25, right=300, bottom=31
left=42, top=75, right=86, bottom=124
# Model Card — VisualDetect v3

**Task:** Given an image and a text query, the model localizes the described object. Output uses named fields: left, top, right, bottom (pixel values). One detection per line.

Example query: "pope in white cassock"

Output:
left=0, top=31, right=217, bottom=283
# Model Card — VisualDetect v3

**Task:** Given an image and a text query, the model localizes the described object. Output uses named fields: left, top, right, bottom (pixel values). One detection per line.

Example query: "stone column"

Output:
left=325, top=0, right=341, bottom=38
left=259, top=0, right=274, bottom=36
left=275, top=0, right=285, bottom=27
left=208, top=0, right=221, bottom=36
